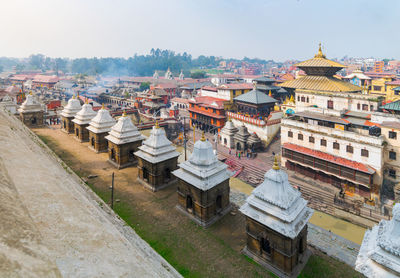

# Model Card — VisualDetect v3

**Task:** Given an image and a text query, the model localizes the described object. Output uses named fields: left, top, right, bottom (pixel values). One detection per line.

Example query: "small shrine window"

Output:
left=333, top=142, right=340, bottom=150
left=298, top=133, right=303, bottom=141
left=361, top=149, right=369, bottom=157
left=389, top=151, right=396, bottom=160
left=346, top=145, right=353, bottom=153
left=261, top=238, right=271, bottom=254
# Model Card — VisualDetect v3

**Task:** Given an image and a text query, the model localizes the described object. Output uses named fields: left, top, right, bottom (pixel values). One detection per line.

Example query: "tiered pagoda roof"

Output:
left=172, top=133, right=232, bottom=191
left=220, top=119, right=238, bottom=137
left=281, top=44, right=361, bottom=93
left=72, top=101, right=96, bottom=125
left=134, top=122, right=180, bottom=164
left=87, top=105, right=116, bottom=134
left=234, top=89, right=277, bottom=105
left=356, top=203, right=400, bottom=277
left=18, top=93, right=42, bottom=113
left=106, top=113, right=146, bottom=145
left=247, top=132, right=261, bottom=145
left=234, top=124, right=250, bottom=142
left=240, top=157, right=313, bottom=238
left=60, top=95, right=82, bottom=118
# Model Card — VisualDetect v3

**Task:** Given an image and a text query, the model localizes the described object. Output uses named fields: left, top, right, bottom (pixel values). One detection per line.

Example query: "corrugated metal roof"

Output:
left=234, top=89, right=276, bottom=104
left=280, top=75, right=361, bottom=92
left=381, top=100, right=400, bottom=111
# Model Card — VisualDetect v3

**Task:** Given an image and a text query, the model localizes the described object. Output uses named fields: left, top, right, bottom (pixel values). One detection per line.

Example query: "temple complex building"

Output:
left=234, top=124, right=251, bottom=151
left=356, top=203, right=400, bottom=277
left=60, top=95, right=82, bottom=134
left=173, top=132, right=232, bottom=227
left=189, top=96, right=226, bottom=134
left=134, top=122, right=180, bottom=191
left=240, top=157, right=313, bottom=278
left=72, top=100, right=97, bottom=142
left=343, top=69, right=371, bottom=87
left=105, top=113, right=146, bottom=169
left=234, top=88, right=277, bottom=118
left=87, top=105, right=116, bottom=153
left=18, top=93, right=44, bottom=127
left=219, top=118, right=238, bottom=149
left=280, top=45, right=384, bottom=203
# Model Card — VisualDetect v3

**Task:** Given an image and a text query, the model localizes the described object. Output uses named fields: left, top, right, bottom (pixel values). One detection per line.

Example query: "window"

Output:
left=361, top=149, right=369, bottom=157
left=297, top=96, right=300, bottom=101
left=389, top=169, right=396, bottom=178
left=373, top=86, right=382, bottom=91
left=309, top=136, right=315, bottom=143
left=327, top=100, right=334, bottom=109
left=357, top=103, right=361, bottom=110
left=321, top=139, right=327, bottom=146
left=306, top=97, right=309, bottom=103
left=370, top=105, right=374, bottom=111
left=390, top=151, right=397, bottom=160
left=389, top=131, right=397, bottom=139
left=298, top=133, right=303, bottom=140
left=288, top=131, right=293, bottom=138
left=333, top=142, right=340, bottom=150
left=301, top=96, right=305, bottom=102
left=362, top=104, right=368, bottom=111
left=346, top=145, right=353, bottom=153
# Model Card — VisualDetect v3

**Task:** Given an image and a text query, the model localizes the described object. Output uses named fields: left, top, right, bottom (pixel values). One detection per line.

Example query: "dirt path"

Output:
left=33, top=125, right=363, bottom=278
left=34, top=126, right=275, bottom=278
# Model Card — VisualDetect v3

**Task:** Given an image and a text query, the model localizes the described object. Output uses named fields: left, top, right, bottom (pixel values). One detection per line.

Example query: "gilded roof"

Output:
left=295, top=57, right=345, bottom=68
left=295, top=44, right=345, bottom=69
left=280, top=75, right=361, bottom=93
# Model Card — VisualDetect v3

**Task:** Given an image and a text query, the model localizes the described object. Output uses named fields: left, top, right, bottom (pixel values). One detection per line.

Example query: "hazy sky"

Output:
left=1, top=0, right=399, bottom=61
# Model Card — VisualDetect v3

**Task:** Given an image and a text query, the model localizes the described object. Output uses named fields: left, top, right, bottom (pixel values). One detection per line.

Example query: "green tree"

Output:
left=190, top=71, right=207, bottom=79
left=139, top=82, right=150, bottom=91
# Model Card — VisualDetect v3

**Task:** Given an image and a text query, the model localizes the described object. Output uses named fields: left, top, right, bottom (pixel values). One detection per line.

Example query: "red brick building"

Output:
left=189, top=96, right=226, bottom=134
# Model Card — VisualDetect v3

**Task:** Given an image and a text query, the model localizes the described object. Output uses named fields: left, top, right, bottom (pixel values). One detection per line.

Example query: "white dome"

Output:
left=189, top=137, right=217, bottom=166
left=87, top=108, right=115, bottom=134
left=61, top=97, right=81, bottom=118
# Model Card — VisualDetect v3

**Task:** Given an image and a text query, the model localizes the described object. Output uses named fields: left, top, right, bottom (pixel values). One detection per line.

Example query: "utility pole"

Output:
left=183, top=117, right=187, bottom=161
left=110, top=172, right=114, bottom=209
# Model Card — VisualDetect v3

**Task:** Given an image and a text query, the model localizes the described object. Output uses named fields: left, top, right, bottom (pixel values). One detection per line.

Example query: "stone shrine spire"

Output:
left=356, top=203, right=400, bottom=277
left=239, top=156, right=313, bottom=277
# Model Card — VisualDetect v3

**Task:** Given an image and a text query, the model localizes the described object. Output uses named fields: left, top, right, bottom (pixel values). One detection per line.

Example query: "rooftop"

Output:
left=280, top=75, right=361, bottom=93
left=105, top=114, right=145, bottom=145
left=172, top=134, right=232, bottom=191
left=283, top=143, right=375, bottom=174
left=234, top=89, right=277, bottom=105
left=134, top=124, right=180, bottom=164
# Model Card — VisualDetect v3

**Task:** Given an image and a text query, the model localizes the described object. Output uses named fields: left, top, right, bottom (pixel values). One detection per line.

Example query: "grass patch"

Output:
left=34, top=130, right=363, bottom=278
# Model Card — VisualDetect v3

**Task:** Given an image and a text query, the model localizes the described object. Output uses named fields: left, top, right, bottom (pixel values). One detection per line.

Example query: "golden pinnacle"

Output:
left=200, top=131, right=206, bottom=141
left=272, top=155, right=280, bottom=170
left=155, top=120, right=160, bottom=129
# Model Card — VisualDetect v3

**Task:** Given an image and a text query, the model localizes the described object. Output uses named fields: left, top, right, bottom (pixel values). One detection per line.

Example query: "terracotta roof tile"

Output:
left=283, top=143, right=375, bottom=174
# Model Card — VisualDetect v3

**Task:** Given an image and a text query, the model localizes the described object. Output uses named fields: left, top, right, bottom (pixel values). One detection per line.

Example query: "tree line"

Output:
left=0, top=49, right=236, bottom=77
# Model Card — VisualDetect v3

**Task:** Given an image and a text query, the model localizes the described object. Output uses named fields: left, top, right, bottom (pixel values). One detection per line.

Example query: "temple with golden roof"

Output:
left=280, top=45, right=384, bottom=203
left=281, top=44, right=361, bottom=94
